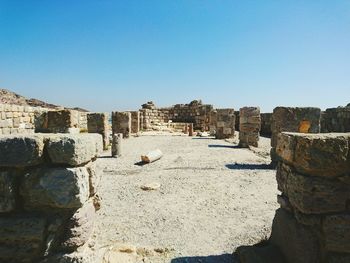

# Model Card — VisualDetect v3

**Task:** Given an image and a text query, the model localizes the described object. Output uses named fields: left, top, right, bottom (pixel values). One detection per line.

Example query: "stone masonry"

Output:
left=270, top=107, right=321, bottom=165
left=129, top=111, right=140, bottom=133
left=0, top=133, right=103, bottom=263
left=260, top=113, right=272, bottom=137
left=112, top=111, right=131, bottom=138
left=239, top=107, right=261, bottom=147
left=270, top=132, right=350, bottom=263
left=321, top=106, right=350, bottom=133
left=215, top=108, right=235, bottom=139
left=87, top=112, right=110, bottom=150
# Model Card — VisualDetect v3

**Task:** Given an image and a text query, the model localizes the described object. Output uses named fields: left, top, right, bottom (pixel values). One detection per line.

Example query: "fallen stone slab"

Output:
left=141, top=182, right=161, bottom=191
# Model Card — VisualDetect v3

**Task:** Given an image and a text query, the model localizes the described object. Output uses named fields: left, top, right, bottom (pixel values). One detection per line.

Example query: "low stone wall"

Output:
left=112, top=111, right=131, bottom=138
left=271, top=107, right=321, bottom=165
left=239, top=107, right=261, bottom=147
left=269, top=132, right=350, bottom=263
left=87, top=112, right=110, bottom=150
left=321, top=107, right=350, bottom=133
left=215, top=108, right=235, bottom=139
left=260, top=113, right=272, bottom=137
left=0, top=103, right=48, bottom=135
left=0, top=133, right=103, bottom=263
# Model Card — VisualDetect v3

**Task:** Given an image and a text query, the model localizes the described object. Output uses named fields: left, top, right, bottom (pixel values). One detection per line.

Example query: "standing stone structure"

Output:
left=272, top=132, right=350, bottom=263
left=129, top=111, right=140, bottom=134
left=46, top=109, right=80, bottom=133
left=215, top=108, right=235, bottom=139
left=239, top=107, right=261, bottom=147
left=112, top=111, right=131, bottom=138
left=0, top=133, right=103, bottom=262
left=260, top=113, right=272, bottom=137
left=271, top=107, right=321, bottom=165
left=111, top=133, right=123, bottom=157
left=87, top=112, right=110, bottom=150
left=321, top=106, right=350, bottom=133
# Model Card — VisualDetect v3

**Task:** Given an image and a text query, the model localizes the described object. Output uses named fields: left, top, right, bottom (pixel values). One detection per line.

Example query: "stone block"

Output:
left=87, top=112, right=109, bottom=150
left=0, top=170, right=17, bottom=212
left=46, top=134, right=100, bottom=166
left=275, top=133, right=296, bottom=164
left=86, top=160, right=100, bottom=196
left=270, top=208, right=321, bottom=263
left=47, top=110, right=79, bottom=133
left=323, top=215, right=350, bottom=253
left=285, top=169, right=350, bottom=214
left=61, top=200, right=96, bottom=251
left=0, top=135, right=45, bottom=167
left=21, top=167, right=90, bottom=209
left=112, top=111, right=131, bottom=138
left=0, top=216, right=46, bottom=262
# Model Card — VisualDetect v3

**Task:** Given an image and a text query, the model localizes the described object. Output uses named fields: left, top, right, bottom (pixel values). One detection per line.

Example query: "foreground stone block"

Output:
left=323, top=215, right=350, bottom=253
left=270, top=209, right=321, bottom=263
left=0, top=216, right=46, bottom=262
left=46, top=134, right=101, bottom=166
left=0, top=170, right=17, bottom=212
left=21, top=167, right=90, bottom=209
left=0, top=135, right=45, bottom=167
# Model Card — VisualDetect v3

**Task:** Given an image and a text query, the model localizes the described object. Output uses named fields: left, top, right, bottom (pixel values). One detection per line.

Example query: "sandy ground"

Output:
left=92, top=132, right=279, bottom=263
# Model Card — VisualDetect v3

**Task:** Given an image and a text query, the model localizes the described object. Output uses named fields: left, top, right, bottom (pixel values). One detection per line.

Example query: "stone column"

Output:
left=112, top=111, right=131, bottom=138
left=111, top=133, right=123, bottom=157
left=238, top=107, right=261, bottom=147
left=87, top=112, right=110, bottom=150
left=188, top=123, right=194, bottom=136
left=215, top=108, right=235, bottom=139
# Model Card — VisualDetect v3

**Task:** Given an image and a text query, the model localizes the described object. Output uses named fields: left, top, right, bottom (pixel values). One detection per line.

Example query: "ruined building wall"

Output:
left=260, top=113, right=272, bottom=137
left=0, top=103, right=48, bottom=135
left=215, top=108, right=235, bottom=139
left=270, top=132, right=350, bottom=263
left=129, top=111, right=140, bottom=133
left=239, top=107, right=261, bottom=147
left=0, top=133, right=103, bottom=263
left=87, top=112, right=110, bottom=150
left=112, top=111, right=131, bottom=138
left=321, top=107, right=350, bottom=133
left=271, top=107, right=321, bottom=165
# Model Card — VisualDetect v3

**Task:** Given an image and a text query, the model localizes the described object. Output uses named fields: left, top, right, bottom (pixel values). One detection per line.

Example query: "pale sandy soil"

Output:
left=92, top=132, right=279, bottom=263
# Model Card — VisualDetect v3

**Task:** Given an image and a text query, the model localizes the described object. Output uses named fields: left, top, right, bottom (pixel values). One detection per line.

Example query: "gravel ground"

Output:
left=92, top=132, right=279, bottom=263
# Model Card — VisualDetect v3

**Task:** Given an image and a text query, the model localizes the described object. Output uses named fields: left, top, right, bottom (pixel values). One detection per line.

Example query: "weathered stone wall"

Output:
left=87, top=112, right=110, bottom=150
left=0, top=103, right=48, bottom=135
left=129, top=111, right=140, bottom=134
left=234, top=111, right=240, bottom=131
left=215, top=108, right=235, bottom=139
left=260, top=113, right=272, bottom=137
left=112, top=111, right=131, bottom=138
left=271, top=107, right=321, bottom=165
left=269, top=132, right=350, bottom=263
left=239, top=107, right=261, bottom=147
left=321, top=107, right=350, bottom=133
left=0, top=133, right=103, bottom=263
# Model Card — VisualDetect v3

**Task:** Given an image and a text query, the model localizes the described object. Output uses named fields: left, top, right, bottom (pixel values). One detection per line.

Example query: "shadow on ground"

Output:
left=208, top=144, right=240, bottom=149
left=171, top=253, right=235, bottom=263
left=192, top=137, right=215, bottom=140
left=134, top=161, right=147, bottom=166
left=225, top=163, right=273, bottom=170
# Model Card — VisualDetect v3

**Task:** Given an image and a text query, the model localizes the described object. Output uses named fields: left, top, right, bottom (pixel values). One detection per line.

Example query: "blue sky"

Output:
left=0, top=1, right=349, bottom=112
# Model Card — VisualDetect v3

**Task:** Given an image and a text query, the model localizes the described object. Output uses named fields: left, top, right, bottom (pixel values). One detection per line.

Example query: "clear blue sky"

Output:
left=0, top=1, right=349, bottom=112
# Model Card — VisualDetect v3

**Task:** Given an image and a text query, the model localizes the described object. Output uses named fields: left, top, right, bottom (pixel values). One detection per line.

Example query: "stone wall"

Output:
left=239, top=107, right=261, bottom=147
left=112, top=111, right=131, bottom=138
left=260, top=113, right=272, bottom=137
left=0, top=103, right=48, bottom=135
left=129, top=111, right=140, bottom=134
left=87, top=112, right=110, bottom=150
left=0, top=133, right=103, bottom=262
left=269, top=132, right=350, bottom=263
left=321, top=107, right=350, bottom=133
left=271, top=107, right=321, bottom=165
left=215, top=108, right=235, bottom=139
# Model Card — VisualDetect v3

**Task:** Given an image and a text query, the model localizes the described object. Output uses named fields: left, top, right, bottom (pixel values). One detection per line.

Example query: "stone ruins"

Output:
left=0, top=98, right=349, bottom=262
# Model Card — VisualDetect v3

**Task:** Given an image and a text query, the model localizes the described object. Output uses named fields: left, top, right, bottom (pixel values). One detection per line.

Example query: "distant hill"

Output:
left=0, top=89, right=88, bottom=111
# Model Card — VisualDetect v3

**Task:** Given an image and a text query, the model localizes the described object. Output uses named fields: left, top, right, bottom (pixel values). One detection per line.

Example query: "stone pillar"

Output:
left=270, top=107, right=321, bottom=166
left=215, top=108, right=235, bottom=139
left=184, top=123, right=188, bottom=134
left=129, top=111, right=140, bottom=134
left=238, top=107, right=261, bottom=147
left=112, top=111, right=131, bottom=138
left=270, top=132, right=350, bottom=262
left=188, top=123, right=194, bottom=136
left=47, top=109, right=80, bottom=133
left=111, top=133, right=122, bottom=157
left=0, top=133, right=103, bottom=262
left=87, top=112, right=110, bottom=150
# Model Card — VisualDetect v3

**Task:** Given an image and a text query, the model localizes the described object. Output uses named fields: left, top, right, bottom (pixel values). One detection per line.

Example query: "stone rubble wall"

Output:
left=239, top=107, right=261, bottom=147
left=0, top=103, right=48, bottom=135
left=0, top=133, right=103, bottom=263
left=271, top=107, right=321, bottom=165
left=215, top=108, right=235, bottom=139
left=112, top=111, right=131, bottom=138
left=87, top=112, right=110, bottom=150
left=270, top=132, right=350, bottom=263
left=321, top=107, right=350, bottom=133
left=260, top=113, right=272, bottom=137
